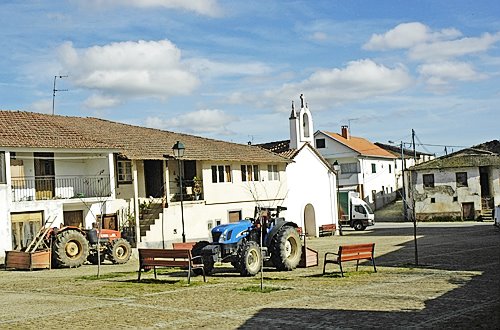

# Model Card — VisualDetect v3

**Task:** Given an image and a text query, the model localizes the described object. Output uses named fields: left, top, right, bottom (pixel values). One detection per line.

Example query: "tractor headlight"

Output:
left=218, top=232, right=227, bottom=243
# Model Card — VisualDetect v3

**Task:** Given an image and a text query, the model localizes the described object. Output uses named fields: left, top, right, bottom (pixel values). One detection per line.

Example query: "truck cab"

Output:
left=339, top=191, right=375, bottom=231
left=350, top=196, right=375, bottom=230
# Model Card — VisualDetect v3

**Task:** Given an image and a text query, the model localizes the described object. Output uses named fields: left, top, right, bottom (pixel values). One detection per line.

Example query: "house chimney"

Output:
left=341, top=125, right=350, bottom=139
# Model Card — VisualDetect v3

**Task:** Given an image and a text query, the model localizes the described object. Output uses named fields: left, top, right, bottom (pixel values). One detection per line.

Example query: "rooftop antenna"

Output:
left=347, top=118, right=359, bottom=132
left=52, top=75, right=68, bottom=115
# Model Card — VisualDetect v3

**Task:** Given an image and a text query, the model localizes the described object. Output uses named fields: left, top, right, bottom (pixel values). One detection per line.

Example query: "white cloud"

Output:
left=187, top=58, right=272, bottom=78
left=364, top=22, right=431, bottom=50
left=57, top=40, right=200, bottom=101
left=84, top=0, right=222, bottom=17
left=363, top=22, right=461, bottom=50
left=28, top=99, right=52, bottom=114
left=418, top=61, right=486, bottom=90
left=145, top=109, right=237, bottom=135
left=409, top=32, right=500, bottom=61
left=83, top=94, right=121, bottom=109
left=310, top=31, right=328, bottom=42
left=266, top=59, right=413, bottom=108
left=364, top=22, right=462, bottom=50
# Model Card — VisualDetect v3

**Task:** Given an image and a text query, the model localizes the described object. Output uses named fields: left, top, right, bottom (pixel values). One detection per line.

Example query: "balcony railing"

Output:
left=11, top=175, right=111, bottom=202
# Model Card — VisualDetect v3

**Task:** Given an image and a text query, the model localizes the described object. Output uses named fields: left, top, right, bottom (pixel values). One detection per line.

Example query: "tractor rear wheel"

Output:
left=52, top=230, right=89, bottom=268
left=109, top=238, right=132, bottom=264
left=270, top=226, right=302, bottom=271
left=238, top=241, right=261, bottom=276
left=191, top=240, right=214, bottom=275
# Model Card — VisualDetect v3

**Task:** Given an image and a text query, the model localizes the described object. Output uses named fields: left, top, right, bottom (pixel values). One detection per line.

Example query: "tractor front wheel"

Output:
left=109, top=238, right=132, bottom=264
left=191, top=240, right=214, bottom=275
left=270, top=226, right=302, bottom=271
left=238, top=241, right=262, bottom=276
left=52, top=230, right=89, bottom=268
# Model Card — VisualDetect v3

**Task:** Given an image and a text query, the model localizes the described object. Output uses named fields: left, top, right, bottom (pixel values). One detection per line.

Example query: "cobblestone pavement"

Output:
left=0, top=222, right=498, bottom=329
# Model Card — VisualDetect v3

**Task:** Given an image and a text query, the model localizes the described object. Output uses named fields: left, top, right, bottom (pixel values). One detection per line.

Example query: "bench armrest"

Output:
left=191, top=255, right=203, bottom=262
left=324, top=252, right=339, bottom=258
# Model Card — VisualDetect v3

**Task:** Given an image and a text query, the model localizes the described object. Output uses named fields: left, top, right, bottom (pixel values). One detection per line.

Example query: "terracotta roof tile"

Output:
left=322, top=131, right=396, bottom=159
left=0, top=110, right=288, bottom=163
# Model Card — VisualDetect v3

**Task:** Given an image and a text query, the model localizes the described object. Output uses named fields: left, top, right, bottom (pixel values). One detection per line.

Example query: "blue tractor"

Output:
left=193, top=206, right=302, bottom=276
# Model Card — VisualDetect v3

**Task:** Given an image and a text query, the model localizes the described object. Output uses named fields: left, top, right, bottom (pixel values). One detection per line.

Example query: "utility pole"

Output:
left=400, top=142, right=407, bottom=222
left=52, top=75, right=68, bottom=115
left=411, top=129, right=419, bottom=266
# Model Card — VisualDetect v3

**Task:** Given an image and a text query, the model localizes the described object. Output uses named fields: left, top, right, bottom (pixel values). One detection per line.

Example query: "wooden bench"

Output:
left=172, top=242, right=197, bottom=250
left=319, top=224, right=336, bottom=236
left=138, top=248, right=206, bottom=284
left=323, top=243, right=376, bottom=277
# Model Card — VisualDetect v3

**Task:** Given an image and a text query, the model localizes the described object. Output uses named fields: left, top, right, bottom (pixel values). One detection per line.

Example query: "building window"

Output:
left=267, top=165, right=279, bottom=181
left=315, top=138, right=325, bottom=149
left=211, top=165, right=231, bottom=183
left=453, top=196, right=458, bottom=202
left=371, top=163, right=376, bottom=173
left=423, top=174, right=434, bottom=188
left=389, top=164, right=392, bottom=173
left=117, top=159, right=132, bottom=183
left=456, top=172, right=468, bottom=187
left=0, top=152, right=6, bottom=184
left=241, top=165, right=259, bottom=182
left=340, top=163, right=360, bottom=174
left=431, top=197, right=436, bottom=203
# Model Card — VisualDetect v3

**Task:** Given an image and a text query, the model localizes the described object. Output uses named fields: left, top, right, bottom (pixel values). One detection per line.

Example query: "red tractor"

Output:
left=46, top=226, right=132, bottom=268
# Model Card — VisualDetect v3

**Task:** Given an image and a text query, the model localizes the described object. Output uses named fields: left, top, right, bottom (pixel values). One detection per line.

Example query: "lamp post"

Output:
left=172, top=141, right=186, bottom=243
left=333, top=160, right=342, bottom=236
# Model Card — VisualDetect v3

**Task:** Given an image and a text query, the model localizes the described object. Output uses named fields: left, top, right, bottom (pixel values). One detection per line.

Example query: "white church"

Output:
left=259, top=95, right=339, bottom=236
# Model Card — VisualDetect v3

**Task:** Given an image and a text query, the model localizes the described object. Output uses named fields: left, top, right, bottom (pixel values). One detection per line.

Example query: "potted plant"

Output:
left=193, top=176, right=203, bottom=200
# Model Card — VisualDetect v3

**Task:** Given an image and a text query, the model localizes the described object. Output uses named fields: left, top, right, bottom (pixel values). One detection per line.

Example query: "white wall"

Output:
left=360, top=157, right=397, bottom=202
left=285, top=146, right=337, bottom=237
left=200, top=161, right=287, bottom=205
left=413, top=167, right=481, bottom=218
left=0, top=184, right=10, bottom=261
left=0, top=151, right=11, bottom=261
left=139, top=160, right=288, bottom=247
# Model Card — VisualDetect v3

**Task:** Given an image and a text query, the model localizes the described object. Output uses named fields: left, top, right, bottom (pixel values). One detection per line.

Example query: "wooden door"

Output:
left=462, top=203, right=475, bottom=220
left=144, top=160, right=164, bottom=198
left=34, top=152, right=55, bottom=200
left=64, top=210, right=84, bottom=228
left=228, top=210, right=242, bottom=223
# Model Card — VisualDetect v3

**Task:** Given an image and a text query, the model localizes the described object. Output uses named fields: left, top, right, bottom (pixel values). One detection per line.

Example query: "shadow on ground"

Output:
left=239, top=224, right=500, bottom=329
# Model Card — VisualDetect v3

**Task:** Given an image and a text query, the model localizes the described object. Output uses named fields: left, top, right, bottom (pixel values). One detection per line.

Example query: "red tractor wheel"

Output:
left=52, top=230, right=89, bottom=268
left=109, top=238, right=132, bottom=264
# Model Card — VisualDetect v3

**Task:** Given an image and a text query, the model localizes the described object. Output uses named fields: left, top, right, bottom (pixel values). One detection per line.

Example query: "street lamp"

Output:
left=172, top=141, right=186, bottom=243
left=333, top=160, right=342, bottom=236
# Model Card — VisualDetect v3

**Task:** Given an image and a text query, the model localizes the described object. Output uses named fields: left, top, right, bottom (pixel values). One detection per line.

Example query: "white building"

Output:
left=260, top=95, right=338, bottom=236
left=408, top=140, right=500, bottom=221
left=314, top=127, right=397, bottom=209
left=0, top=110, right=289, bottom=262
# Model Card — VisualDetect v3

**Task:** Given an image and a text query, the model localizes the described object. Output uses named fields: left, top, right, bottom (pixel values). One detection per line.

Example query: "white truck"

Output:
left=339, top=191, right=375, bottom=231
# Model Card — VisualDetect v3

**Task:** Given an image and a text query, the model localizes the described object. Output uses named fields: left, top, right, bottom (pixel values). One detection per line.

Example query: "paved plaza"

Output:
left=0, top=221, right=498, bottom=329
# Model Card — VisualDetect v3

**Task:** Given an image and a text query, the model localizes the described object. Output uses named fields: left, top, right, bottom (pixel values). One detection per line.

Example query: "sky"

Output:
left=1, top=0, right=499, bottom=156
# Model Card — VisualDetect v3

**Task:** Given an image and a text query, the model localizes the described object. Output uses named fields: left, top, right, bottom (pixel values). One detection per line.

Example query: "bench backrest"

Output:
left=172, top=242, right=197, bottom=250
left=338, top=243, right=375, bottom=262
left=139, top=248, right=193, bottom=267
